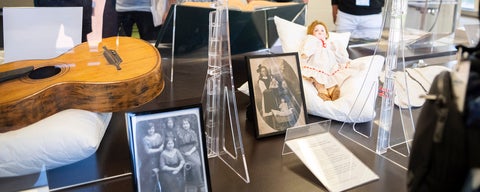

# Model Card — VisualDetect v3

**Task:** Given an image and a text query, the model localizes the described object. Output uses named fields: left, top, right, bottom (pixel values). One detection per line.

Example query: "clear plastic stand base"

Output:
left=337, top=108, right=415, bottom=170
left=338, top=0, right=461, bottom=170
left=339, top=0, right=417, bottom=170
left=201, top=2, right=250, bottom=183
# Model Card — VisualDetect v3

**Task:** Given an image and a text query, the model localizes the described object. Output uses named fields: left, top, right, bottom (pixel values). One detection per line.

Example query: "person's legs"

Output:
left=117, top=12, right=135, bottom=37
left=134, top=11, right=160, bottom=41
left=335, top=11, right=358, bottom=34
left=103, top=0, right=118, bottom=38
left=356, top=13, right=383, bottom=40
left=336, top=11, right=383, bottom=40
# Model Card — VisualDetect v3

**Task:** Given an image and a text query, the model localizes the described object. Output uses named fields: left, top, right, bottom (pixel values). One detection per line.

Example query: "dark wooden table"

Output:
left=0, top=47, right=409, bottom=192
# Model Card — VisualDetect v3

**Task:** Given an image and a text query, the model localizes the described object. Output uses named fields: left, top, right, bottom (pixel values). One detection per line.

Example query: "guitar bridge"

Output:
left=102, top=46, right=122, bottom=70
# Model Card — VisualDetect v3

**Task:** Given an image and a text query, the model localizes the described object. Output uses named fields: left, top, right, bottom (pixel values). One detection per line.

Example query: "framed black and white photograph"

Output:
left=125, top=104, right=211, bottom=192
left=246, top=52, right=308, bottom=138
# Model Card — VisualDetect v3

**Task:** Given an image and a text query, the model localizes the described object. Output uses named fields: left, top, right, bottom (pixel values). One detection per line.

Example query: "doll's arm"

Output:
left=300, top=36, right=317, bottom=58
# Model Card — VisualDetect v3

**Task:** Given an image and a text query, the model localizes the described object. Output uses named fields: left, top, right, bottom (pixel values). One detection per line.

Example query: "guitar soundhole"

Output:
left=28, top=66, right=61, bottom=79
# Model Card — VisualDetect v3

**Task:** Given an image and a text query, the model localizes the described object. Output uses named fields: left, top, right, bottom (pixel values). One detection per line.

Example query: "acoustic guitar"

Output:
left=0, top=36, right=164, bottom=133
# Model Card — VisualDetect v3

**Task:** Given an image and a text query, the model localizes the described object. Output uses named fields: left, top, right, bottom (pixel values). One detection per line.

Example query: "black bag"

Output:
left=407, top=71, right=470, bottom=191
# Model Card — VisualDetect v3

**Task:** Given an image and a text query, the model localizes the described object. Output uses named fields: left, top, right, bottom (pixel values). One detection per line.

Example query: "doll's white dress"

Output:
left=300, top=35, right=354, bottom=88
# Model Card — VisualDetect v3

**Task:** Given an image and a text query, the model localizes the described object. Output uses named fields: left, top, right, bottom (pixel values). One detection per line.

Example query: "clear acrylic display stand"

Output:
left=337, top=0, right=461, bottom=169
left=338, top=0, right=414, bottom=169
left=201, top=0, right=250, bottom=183
left=30, top=166, right=50, bottom=192
left=158, top=4, right=178, bottom=83
left=282, top=120, right=331, bottom=156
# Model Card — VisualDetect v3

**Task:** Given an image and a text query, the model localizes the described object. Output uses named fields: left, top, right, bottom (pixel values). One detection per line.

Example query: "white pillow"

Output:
left=0, top=109, right=112, bottom=177
left=265, top=16, right=384, bottom=122
left=273, top=16, right=351, bottom=53
left=303, top=55, right=384, bottom=122
left=379, top=65, right=451, bottom=109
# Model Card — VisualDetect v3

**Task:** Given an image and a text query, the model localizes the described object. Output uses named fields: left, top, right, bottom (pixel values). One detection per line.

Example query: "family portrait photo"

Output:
left=125, top=105, right=211, bottom=192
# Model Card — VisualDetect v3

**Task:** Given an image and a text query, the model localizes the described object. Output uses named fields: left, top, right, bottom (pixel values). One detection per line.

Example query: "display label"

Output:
left=286, top=133, right=378, bottom=191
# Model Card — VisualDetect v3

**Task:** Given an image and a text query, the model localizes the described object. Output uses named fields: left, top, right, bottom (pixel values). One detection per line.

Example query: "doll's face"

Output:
left=313, top=24, right=327, bottom=41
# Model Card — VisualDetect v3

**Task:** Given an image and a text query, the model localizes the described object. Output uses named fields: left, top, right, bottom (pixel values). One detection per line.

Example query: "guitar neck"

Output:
left=0, top=66, right=34, bottom=83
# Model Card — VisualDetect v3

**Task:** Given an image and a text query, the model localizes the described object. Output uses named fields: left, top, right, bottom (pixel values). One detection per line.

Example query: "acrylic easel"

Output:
left=338, top=0, right=419, bottom=170
left=201, top=0, right=250, bottom=183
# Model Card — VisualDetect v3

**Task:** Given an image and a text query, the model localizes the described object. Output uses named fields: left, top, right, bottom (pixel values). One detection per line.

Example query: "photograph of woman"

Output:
left=256, top=64, right=280, bottom=121
left=139, top=122, right=164, bottom=192
left=159, top=137, right=185, bottom=192
left=163, top=117, right=178, bottom=143
left=176, top=117, right=206, bottom=192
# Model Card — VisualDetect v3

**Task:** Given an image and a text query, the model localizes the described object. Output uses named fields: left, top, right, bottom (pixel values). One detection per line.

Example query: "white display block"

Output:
left=3, top=7, right=82, bottom=63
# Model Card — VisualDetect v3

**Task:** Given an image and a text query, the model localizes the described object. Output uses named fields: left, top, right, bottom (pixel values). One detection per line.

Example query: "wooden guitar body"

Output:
left=0, top=37, right=164, bottom=132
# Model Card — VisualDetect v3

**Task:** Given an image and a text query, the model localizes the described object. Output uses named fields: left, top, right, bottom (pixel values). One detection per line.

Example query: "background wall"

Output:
left=306, top=0, right=336, bottom=30
left=1, top=0, right=335, bottom=30
left=0, top=0, right=34, bottom=8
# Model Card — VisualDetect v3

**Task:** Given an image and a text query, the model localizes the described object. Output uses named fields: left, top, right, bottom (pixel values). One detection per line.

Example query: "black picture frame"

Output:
left=125, top=104, right=211, bottom=192
left=246, top=52, right=308, bottom=138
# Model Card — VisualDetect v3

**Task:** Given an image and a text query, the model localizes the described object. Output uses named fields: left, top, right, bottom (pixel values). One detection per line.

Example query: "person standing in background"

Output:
left=116, top=0, right=172, bottom=41
left=331, top=0, right=384, bottom=40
